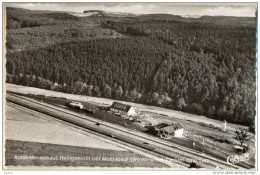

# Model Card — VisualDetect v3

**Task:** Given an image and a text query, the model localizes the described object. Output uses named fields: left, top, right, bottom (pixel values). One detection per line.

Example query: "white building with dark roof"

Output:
left=157, top=123, right=184, bottom=138
left=110, top=102, right=136, bottom=116
left=154, top=123, right=169, bottom=131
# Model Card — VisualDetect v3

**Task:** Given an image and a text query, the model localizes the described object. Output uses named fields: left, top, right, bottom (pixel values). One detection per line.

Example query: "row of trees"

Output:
left=6, top=68, right=255, bottom=127
left=5, top=73, right=207, bottom=117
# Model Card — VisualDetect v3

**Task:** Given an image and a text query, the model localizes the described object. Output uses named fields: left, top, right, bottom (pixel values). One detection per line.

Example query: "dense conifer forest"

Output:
left=5, top=7, right=256, bottom=126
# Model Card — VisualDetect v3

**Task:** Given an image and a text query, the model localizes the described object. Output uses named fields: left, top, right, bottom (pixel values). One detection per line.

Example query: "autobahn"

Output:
left=6, top=92, right=250, bottom=169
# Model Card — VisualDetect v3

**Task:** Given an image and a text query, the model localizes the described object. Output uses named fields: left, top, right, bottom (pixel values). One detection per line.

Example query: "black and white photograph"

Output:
left=2, top=1, right=258, bottom=172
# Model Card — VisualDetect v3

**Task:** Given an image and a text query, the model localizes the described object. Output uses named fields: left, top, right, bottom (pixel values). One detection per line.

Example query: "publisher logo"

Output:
left=227, top=153, right=250, bottom=164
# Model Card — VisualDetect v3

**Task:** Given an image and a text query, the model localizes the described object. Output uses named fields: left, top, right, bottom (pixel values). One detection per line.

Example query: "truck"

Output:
left=68, top=101, right=84, bottom=109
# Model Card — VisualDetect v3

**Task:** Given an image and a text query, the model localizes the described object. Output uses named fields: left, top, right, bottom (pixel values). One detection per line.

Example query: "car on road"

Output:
left=68, top=101, right=84, bottom=109
left=90, top=109, right=96, bottom=113
left=115, top=113, right=121, bottom=116
left=83, top=108, right=96, bottom=113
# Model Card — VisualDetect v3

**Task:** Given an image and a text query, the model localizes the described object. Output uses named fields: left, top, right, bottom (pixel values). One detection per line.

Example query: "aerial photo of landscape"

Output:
left=3, top=2, right=257, bottom=170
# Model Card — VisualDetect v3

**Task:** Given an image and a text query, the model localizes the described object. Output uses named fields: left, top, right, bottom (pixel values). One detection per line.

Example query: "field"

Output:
left=5, top=83, right=256, bottom=168
left=5, top=139, right=166, bottom=168
left=5, top=103, right=126, bottom=151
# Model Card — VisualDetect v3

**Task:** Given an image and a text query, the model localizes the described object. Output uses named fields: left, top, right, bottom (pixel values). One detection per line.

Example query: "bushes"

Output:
left=186, top=103, right=204, bottom=115
left=207, top=106, right=217, bottom=117
left=175, top=97, right=187, bottom=110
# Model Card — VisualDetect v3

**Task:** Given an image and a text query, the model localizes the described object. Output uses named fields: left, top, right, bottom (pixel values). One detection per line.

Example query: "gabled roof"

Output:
left=110, top=102, right=132, bottom=112
left=154, top=123, right=169, bottom=129
left=160, top=123, right=183, bottom=133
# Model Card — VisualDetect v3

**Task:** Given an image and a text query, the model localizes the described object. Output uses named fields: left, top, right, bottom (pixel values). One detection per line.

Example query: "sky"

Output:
left=5, top=2, right=257, bottom=17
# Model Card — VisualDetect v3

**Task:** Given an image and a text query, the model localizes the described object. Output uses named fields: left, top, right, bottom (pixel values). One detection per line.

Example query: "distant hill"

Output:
left=81, top=11, right=256, bottom=27
left=5, top=7, right=123, bottom=51
left=137, top=14, right=256, bottom=27
left=83, top=9, right=136, bottom=18
left=83, top=10, right=104, bottom=13
left=6, top=7, right=79, bottom=29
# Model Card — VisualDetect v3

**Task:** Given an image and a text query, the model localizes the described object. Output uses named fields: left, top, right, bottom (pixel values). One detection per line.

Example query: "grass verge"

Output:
left=5, top=139, right=167, bottom=168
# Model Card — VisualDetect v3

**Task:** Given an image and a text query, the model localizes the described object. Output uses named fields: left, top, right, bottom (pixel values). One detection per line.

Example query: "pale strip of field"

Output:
left=5, top=104, right=126, bottom=151
left=5, top=83, right=248, bottom=131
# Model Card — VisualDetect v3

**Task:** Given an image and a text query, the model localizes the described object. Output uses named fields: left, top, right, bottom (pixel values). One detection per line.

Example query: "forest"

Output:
left=5, top=7, right=256, bottom=127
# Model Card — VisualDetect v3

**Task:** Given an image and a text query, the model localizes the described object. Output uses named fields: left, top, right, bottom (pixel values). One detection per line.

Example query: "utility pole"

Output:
left=202, top=138, right=205, bottom=153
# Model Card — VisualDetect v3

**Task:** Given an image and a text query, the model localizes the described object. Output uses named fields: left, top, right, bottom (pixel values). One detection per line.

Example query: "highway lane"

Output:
left=6, top=92, right=246, bottom=169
